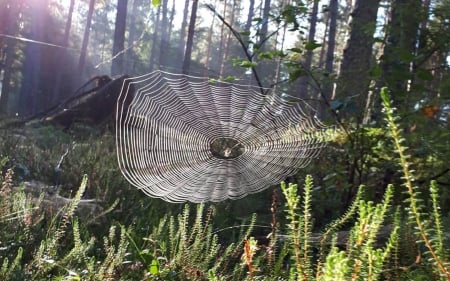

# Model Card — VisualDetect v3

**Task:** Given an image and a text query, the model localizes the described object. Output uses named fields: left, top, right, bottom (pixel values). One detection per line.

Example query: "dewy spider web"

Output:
left=116, top=70, right=330, bottom=203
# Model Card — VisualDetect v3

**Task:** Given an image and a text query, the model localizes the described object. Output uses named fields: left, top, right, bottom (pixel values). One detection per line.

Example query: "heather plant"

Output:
left=0, top=87, right=449, bottom=280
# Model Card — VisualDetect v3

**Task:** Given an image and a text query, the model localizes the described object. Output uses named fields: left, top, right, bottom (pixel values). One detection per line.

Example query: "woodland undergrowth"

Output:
left=0, top=88, right=449, bottom=280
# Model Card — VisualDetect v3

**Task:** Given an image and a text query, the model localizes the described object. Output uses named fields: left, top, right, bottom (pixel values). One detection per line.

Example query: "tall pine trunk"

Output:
left=182, top=0, right=198, bottom=74
left=149, top=5, right=161, bottom=71
left=111, top=0, right=128, bottom=76
left=335, top=0, right=380, bottom=123
left=158, top=0, right=169, bottom=69
left=204, top=0, right=218, bottom=75
left=380, top=0, right=422, bottom=111
left=18, top=0, right=48, bottom=116
left=77, top=0, right=96, bottom=81
left=126, top=0, right=139, bottom=74
left=177, top=0, right=190, bottom=69
left=0, top=1, right=21, bottom=115
left=51, top=0, right=75, bottom=103
left=297, top=0, right=319, bottom=98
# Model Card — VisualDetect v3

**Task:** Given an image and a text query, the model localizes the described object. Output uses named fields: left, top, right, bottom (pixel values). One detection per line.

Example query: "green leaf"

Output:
left=289, top=47, right=303, bottom=53
left=149, top=259, right=160, bottom=275
left=151, top=0, right=161, bottom=6
left=240, top=60, right=257, bottom=68
left=416, top=68, right=433, bottom=81
left=370, top=64, right=382, bottom=78
left=259, top=52, right=273, bottom=59
left=289, top=69, right=307, bottom=81
left=304, top=41, right=321, bottom=51
left=380, top=87, right=390, bottom=107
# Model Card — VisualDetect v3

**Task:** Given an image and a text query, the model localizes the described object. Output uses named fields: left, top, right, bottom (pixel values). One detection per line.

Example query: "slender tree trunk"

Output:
left=18, top=0, right=49, bottom=116
left=380, top=0, right=421, bottom=111
left=111, top=0, right=128, bottom=76
left=259, top=0, right=271, bottom=52
left=126, top=0, right=139, bottom=74
left=273, top=0, right=287, bottom=92
left=158, top=0, right=169, bottom=69
left=51, top=0, right=75, bottom=104
left=177, top=0, right=190, bottom=68
left=322, top=0, right=337, bottom=104
left=167, top=0, right=175, bottom=42
left=204, top=0, right=218, bottom=75
left=318, top=11, right=329, bottom=69
left=217, top=0, right=228, bottom=75
left=245, top=0, right=255, bottom=32
left=297, top=0, right=319, bottom=98
left=77, top=0, right=96, bottom=81
left=0, top=1, right=21, bottom=115
left=220, top=0, right=236, bottom=77
left=182, top=0, right=199, bottom=74
left=149, top=4, right=161, bottom=71
left=335, top=0, right=380, bottom=123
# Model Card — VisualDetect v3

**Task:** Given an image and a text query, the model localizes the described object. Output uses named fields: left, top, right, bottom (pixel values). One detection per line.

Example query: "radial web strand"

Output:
left=116, top=70, right=331, bottom=203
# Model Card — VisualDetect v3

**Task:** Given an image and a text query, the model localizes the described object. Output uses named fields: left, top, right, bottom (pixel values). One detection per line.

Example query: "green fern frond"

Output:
left=0, top=247, right=23, bottom=279
left=429, top=180, right=445, bottom=257
left=381, top=87, right=450, bottom=279
left=301, top=175, right=314, bottom=279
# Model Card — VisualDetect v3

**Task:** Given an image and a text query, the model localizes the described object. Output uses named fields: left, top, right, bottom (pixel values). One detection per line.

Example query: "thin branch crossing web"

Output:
left=116, top=70, right=330, bottom=203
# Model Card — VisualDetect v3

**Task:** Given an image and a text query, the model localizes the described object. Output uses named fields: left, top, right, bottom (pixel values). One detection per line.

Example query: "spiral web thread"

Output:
left=116, top=70, right=331, bottom=203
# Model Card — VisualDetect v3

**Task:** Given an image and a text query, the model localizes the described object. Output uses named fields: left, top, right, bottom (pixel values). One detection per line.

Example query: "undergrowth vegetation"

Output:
left=0, top=88, right=449, bottom=280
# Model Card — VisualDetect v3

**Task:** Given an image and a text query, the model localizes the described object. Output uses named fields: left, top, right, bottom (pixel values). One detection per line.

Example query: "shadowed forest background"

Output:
left=0, top=0, right=450, bottom=280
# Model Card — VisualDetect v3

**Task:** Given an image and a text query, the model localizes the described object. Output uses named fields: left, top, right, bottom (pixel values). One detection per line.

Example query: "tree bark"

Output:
left=158, top=0, right=169, bottom=69
left=0, top=1, right=21, bottom=115
left=217, top=0, right=228, bottom=75
left=259, top=0, right=271, bottom=52
left=125, top=0, right=139, bottom=74
left=182, top=0, right=199, bottom=74
left=177, top=0, right=190, bottom=64
left=245, top=0, right=255, bottom=33
left=219, top=0, right=236, bottom=77
left=380, top=0, right=422, bottom=111
left=149, top=4, right=161, bottom=71
left=77, top=0, right=96, bottom=81
left=334, top=0, right=380, bottom=123
left=111, top=0, right=128, bottom=76
left=297, top=0, right=319, bottom=98
left=320, top=0, right=338, bottom=116
left=204, top=0, right=218, bottom=75
left=51, top=0, right=75, bottom=104
left=18, top=0, right=49, bottom=116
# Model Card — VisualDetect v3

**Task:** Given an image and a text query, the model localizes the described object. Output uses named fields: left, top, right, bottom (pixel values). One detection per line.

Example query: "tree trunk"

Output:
left=245, top=0, right=255, bottom=33
left=149, top=4, right=161, bottom=71
left=177, top=0, right=190, bottom=68
left=0, top=1, right=21, bottom=115
left=219, top=0, right=236, bottom=77
left=297, top=0, right=319, bottom=98
left=204, top=0, right=218, bottom=75
left=182, top=0, right=199, bottom=74
left=77, top=0, right=96, bottom=81
left=158, top=0, right=169, bottom=69
left=217, top=0, right=228, bottom=75
left=125, top=0, right=139, bottom=74
left=320, top=0, right=338, bottom=114
left=51, top=0, right=75, bottom=104
left=167, top=0, right=175, bottom=43
left=18, top=0, right=49, bottom=116
left=259, top=0, right=271, bottom=52
left=380, top=0, right=422, bottom=111
left=111, top=0, right=128, bottom=76
left=334, top=0, right=380, bottom=123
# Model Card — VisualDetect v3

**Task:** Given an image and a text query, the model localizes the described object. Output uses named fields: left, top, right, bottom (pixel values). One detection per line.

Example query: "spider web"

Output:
left=116, top=70, right=330, bottom=203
